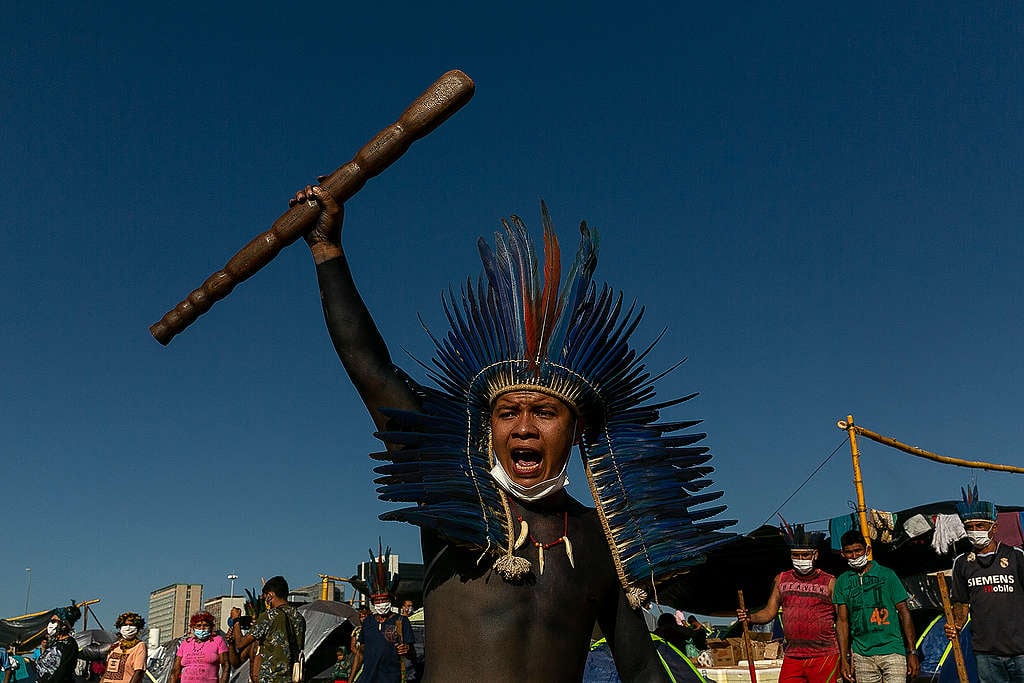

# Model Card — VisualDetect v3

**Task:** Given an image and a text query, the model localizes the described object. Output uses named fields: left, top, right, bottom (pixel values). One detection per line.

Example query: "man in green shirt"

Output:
left=232, top=576, right=306, bottom=683
left=833, top=531, right=918, bottom=683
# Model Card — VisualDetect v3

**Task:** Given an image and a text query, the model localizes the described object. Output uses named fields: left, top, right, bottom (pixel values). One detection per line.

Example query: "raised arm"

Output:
left=294, top=185, right=422, bottom=434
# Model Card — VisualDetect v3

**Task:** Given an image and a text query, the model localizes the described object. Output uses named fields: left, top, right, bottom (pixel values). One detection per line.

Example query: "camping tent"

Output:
left=0, top=611, right=63, bottom=649
left=916, top=614, right=977, bottom=683
left=656, top=500, right=1023, bottom=616
left=584, top=635, right=707, bottom=683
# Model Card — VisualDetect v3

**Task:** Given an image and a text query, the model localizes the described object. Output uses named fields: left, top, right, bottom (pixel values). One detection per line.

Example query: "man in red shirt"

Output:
left=738, top=526, right=839, bottom=683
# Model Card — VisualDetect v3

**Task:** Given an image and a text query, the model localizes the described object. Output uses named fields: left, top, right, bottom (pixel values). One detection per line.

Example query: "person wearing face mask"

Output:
left=170, top=612, right=228, bottom=683
left=832, top=530, right=918, bottom=683
left=350, top=545, right=416, bottom=683
left=34, top=606, right=81, bottom=683
left=101, top=613, right=147, bottom=683
left=945, top=486, right=1024, bottom=683
left=231, top=577, right=304, bottom=683
left=737, top=525, right=839, bottom=683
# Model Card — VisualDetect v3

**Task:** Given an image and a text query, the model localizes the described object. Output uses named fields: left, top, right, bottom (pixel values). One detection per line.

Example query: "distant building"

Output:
left=203, top=595, right=246, bottom=632
left=286, top=580, right=347, bottom=604
left=148, top=584, right=203, bottom=643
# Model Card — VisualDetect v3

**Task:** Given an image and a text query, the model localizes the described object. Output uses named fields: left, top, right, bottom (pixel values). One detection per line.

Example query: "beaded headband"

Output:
left=956, top=484, right=997, bottom=522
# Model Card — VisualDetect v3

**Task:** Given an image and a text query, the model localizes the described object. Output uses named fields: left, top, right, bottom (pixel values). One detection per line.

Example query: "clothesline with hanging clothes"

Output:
left=828, top=508, right=897, bottom=549
left=827, top=508, right=1024, bottom=554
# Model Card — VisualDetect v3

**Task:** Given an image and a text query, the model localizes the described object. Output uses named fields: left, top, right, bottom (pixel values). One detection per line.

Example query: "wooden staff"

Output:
left=150, top=69, right=476, bottom=345
left=737, top=589, right=758, bottom=683
left=935, top=572, right=969, bottom=683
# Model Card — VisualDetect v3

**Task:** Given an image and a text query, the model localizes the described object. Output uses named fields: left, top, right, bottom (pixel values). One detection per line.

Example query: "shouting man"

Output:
left=292, top=186, right=732, bottom=682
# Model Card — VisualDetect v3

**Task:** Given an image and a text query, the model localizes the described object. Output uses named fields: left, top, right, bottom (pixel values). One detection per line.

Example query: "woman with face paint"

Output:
left=170, top=613, right=229, bottom=683
left=101, top=613, right=147, bottom=683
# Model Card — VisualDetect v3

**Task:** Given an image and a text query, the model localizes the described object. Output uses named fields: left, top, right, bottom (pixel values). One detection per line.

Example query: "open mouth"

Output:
left=510, top=448, right=543, bottom=478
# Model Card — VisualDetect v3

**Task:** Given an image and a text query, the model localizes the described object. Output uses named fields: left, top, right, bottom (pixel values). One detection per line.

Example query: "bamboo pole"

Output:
left=318, top=573, right=351, bottom=601
left=934, top=572, right=968, bottom=683
left=839, top=416, right=873, bottom=557
left=7, top=599, right=101, bottom=622
left=842, top=423, right=1024, bottom=475
left=737, top=589, right=758, bottom=683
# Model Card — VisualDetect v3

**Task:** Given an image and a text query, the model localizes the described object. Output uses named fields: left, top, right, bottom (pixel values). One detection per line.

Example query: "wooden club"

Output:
left=150, top=69, right=475, bottom=345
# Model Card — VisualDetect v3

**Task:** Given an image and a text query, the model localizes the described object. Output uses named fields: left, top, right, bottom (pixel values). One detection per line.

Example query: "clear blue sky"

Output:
left=4, top=2, right=1023, bottom=627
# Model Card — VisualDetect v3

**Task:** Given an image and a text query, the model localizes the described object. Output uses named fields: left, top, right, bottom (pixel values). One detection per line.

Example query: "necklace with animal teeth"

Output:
left=508, top=500, right=574, bottom=575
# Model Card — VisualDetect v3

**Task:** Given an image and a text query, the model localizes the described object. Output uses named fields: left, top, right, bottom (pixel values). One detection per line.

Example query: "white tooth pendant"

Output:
left=514, top=519, right=529, bottom=550
left=507, top=502, right=574, bottom=577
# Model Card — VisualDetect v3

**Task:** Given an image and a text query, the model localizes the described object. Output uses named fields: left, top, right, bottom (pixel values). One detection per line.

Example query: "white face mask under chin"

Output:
left=966, top=530, right=992, bottom=549
left=490, top=458, right=570, bottom=502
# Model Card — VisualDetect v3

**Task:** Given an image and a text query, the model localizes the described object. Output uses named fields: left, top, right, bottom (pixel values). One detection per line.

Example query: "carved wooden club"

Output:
left=150, top=69, right=475, bottom=345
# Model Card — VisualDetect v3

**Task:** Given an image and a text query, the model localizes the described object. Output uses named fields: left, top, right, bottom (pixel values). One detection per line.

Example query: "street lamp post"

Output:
left=227, top=573, right=238, bottom=599
left=24, top=568, right=31, bottom=614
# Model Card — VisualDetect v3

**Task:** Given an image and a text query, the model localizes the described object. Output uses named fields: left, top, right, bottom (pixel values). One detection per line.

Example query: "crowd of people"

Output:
left=734, top=490, right=1023, bottom=683
left=0, top=493, right=1020, bottom=683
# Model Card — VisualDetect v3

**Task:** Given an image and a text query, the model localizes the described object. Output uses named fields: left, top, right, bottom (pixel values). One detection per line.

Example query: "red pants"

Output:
left=779, top=654, right=841, bottom=683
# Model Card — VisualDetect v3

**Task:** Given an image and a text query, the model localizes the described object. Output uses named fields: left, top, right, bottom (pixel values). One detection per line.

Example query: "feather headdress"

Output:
left=778, top=515, right=824, bottom=550
left=349, top=540, right=400, bottom=599
left=955, top=483, right=997, bottom=522
left=373, top=204, right=734, bottom=607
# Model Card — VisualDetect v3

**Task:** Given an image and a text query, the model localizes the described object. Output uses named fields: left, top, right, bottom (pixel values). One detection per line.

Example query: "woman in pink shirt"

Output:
left=170, top=612, right=229, bottom=683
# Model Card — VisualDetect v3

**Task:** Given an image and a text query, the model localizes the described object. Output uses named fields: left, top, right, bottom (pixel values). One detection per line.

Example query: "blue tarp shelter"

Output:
left=584, top=634, right=708, bottom=683
left=916, top=613, right=977, bottom=683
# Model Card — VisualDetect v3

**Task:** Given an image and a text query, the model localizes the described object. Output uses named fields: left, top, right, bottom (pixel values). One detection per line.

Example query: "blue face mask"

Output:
left=193, top=629, right=211, bottom=640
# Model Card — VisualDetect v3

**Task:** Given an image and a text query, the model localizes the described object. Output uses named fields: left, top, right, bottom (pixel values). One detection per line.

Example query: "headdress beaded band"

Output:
left=956, top=483, right=997, bottom=522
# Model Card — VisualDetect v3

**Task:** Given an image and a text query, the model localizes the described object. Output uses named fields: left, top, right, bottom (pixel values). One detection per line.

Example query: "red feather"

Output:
left=538, top=225, right=562, bottom=361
